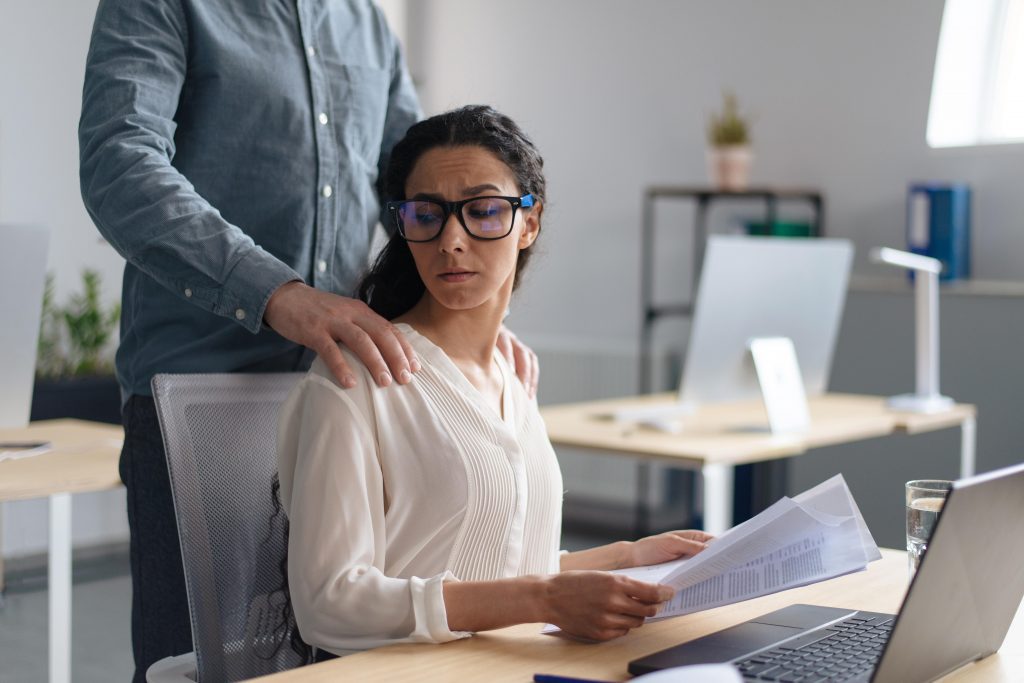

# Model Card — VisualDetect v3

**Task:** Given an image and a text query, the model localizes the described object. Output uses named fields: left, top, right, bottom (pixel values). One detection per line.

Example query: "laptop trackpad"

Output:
left=629, top=623, right=802, bottom=674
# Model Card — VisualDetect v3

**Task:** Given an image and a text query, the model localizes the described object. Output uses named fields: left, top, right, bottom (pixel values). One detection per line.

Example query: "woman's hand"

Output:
left=540, top=571, right=674, bottom=641
left=627, top=530, right=715, bottom=569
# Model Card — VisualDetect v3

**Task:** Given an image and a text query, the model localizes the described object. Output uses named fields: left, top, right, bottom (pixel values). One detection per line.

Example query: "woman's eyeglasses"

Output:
left=386, top=194, right=534, bottom=243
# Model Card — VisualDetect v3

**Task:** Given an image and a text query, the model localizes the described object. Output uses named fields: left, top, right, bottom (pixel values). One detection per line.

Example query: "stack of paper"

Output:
left=546, top=474, right=880, bottom=632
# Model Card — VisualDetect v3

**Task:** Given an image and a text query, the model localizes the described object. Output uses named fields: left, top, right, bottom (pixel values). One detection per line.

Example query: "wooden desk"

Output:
left=248, top=550, right=1023, bottom=682
left=539, top=393, right=976, bottom=533
left=0, top=419, right=124, bottom=683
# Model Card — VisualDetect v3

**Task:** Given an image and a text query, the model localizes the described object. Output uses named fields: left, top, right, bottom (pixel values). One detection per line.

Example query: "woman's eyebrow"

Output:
left=462, top=183, right=502, bottom=195
left=410, top=184, right=505, bottom=202
left=411, top=192, right=445, bottom=201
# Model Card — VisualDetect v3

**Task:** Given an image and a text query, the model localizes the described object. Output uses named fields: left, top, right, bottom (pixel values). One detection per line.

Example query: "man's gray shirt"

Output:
left=79, top=0, right=421, bottom=397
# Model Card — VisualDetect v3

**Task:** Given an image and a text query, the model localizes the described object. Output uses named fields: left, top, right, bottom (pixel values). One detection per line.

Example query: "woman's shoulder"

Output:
left=280, top=347, right=379, bottom=439
left=307, top=343, right=375, bottom=388
left=290, top=346, right=379, bottom=413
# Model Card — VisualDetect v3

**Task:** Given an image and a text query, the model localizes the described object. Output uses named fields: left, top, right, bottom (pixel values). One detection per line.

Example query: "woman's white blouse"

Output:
left=276, top=323, right=564, bottom=655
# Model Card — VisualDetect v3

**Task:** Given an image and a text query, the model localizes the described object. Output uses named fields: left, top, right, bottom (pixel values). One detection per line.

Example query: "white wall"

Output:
left=0, top=0, right=121, bottom=303
left=408, top=0, right=1024, bottom=348
left=1, top=0, right=129, bottom=559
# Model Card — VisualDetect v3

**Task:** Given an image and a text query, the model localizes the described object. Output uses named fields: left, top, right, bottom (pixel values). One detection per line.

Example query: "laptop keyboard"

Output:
left=736, top=614, right=894, bottom=682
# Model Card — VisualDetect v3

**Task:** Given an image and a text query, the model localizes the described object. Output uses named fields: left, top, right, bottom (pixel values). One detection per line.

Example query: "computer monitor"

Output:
left=678, top=235, right=853, bottom=407
left=0, top=225, right=49, bottom=428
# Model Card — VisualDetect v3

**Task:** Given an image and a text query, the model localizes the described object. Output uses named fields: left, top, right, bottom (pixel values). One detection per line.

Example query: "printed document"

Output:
left=545, top=474, right=880, bottom=632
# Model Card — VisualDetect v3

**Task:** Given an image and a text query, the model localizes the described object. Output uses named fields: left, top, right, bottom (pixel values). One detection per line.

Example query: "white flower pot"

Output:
left=706, top=145, right=753, bottom=191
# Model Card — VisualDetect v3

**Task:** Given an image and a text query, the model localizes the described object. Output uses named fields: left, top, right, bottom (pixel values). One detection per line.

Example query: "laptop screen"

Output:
left=872, top=462, right=1024, bottom=682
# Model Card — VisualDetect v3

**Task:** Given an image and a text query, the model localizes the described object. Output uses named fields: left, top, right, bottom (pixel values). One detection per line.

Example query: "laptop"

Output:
left=629, top=462, right=1024, bottom=682
left=611, top=236, right=852, bottom=429
left=0, top=225, right=49, bottom=428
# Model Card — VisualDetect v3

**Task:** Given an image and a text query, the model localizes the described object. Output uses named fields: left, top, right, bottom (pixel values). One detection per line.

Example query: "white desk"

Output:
left=0, top=419, right=123, bottom=683
left=540, top=393, right=977, bottom=533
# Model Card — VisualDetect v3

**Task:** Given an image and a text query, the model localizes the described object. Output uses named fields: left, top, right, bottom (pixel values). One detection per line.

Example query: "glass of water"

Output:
left=905, top=479, right=952, bottom=575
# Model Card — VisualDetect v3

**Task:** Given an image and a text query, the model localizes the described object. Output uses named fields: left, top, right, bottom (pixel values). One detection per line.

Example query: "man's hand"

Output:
left=496, top=325, right=539, bottom=399
left=263, top=281, right=418, bottom=388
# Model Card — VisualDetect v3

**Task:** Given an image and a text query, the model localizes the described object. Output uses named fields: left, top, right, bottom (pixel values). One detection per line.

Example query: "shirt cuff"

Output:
left=220, top=247, right=303, bottom=333
left=407, top=571, right=472, bottom=644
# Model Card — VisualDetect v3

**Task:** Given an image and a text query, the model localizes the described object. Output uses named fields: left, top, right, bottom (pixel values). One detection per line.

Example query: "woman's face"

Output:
left=403, top=145, right=540, bottom=313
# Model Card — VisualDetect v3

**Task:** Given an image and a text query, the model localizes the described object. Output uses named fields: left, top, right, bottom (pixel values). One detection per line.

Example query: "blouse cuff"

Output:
left=408, top=571, right=472, bottom=643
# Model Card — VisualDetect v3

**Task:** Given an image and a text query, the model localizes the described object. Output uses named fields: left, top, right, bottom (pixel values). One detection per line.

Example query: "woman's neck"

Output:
left=396, top=293, right=509, bottom=370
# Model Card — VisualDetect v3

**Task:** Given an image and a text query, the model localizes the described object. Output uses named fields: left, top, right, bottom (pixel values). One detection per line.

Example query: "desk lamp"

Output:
left=870, top=247, right=954, bottom=413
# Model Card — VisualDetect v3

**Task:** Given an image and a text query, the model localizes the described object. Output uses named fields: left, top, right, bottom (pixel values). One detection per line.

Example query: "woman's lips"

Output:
left=439, top=271, right=476, bottom=283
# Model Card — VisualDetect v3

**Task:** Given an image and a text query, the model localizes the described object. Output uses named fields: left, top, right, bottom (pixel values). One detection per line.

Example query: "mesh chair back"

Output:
left=152, top=372, right=305, bottom=682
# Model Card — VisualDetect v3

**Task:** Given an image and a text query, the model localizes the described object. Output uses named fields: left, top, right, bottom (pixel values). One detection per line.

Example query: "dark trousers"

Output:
left=120, top=395, right=192, bottom=683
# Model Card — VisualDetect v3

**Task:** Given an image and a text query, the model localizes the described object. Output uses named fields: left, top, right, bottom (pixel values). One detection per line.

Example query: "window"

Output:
left=927, top=0, right=1024, bottom=148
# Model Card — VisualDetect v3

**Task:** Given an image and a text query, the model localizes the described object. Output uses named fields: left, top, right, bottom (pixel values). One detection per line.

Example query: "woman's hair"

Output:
left=357, top=104, right=547, bottom=319
left=266, top=474, right=313, bottom=664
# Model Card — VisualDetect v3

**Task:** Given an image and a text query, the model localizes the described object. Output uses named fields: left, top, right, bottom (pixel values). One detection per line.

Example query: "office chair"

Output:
left=147, top=372, right=305, bottom=682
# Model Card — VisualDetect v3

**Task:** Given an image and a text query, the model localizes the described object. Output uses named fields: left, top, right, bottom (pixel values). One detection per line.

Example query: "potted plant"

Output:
left=31, top=269, right=122, bottom=424
left=707, top=91, right=753, bottom=191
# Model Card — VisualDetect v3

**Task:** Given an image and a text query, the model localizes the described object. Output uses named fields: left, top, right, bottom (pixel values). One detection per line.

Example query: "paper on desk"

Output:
left=0, top=442, right=52, bottom=463
left=543, top=474, right=880, bottom=633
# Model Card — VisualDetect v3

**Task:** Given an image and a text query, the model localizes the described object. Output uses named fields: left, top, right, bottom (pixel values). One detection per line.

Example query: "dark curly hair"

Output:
left=357, top=104, right=547, bottom=319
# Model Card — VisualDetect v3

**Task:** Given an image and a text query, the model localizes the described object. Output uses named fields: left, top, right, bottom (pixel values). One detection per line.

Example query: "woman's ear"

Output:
left=518, top=202, right=542, bottom=249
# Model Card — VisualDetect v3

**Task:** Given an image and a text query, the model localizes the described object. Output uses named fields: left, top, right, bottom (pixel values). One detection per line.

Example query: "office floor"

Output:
left=0, top=563, right=133, bottom=683
left=0, top=531, right=612, bottom=682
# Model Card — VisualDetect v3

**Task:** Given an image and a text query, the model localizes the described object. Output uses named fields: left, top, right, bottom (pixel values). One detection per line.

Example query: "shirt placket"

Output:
left=296, top=0, right=337, bottom=290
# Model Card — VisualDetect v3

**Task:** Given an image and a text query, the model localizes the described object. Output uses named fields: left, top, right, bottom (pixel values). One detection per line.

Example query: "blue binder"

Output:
left=906, top=183, right=971, bottom=281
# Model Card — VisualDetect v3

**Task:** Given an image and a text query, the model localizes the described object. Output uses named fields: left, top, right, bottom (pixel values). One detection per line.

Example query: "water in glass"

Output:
left=906, top=496, right=945, bottom=572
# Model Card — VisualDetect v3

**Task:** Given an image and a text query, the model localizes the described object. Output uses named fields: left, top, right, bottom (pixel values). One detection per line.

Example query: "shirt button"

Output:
left=184, top=288, right=192, bottom=298
left=321, top=184, right=333, bottom=198
left=306, top=45, right=316, bottom=58
left=317, top=260, right=327, bottom=273
left=235, top=308, right=246, bottom=321
left=318, top=112, right=328, bottom=125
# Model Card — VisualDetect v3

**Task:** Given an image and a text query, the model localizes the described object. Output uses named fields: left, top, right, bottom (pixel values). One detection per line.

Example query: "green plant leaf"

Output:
left=35, top=269, right=119, bottom=379
left=708, top=91, right=751, bottom=147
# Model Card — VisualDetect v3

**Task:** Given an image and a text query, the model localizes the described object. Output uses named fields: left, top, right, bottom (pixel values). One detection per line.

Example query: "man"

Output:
left=79, top=1, right=537, bottom=679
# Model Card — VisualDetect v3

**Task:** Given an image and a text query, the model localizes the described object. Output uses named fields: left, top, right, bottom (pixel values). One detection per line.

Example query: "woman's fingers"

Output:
left=614, top=595, right=663, bottom=618
left=676, top=529, right=716, bottom=543
left=666, top=534, right=709, bottom=556
left=618, top=576, right=674, bottom=604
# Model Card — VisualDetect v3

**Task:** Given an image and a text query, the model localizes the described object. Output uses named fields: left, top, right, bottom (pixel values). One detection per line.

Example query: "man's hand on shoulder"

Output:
left=263, top=281, right=419, bottom=388
left=497, top=325, right=539, bottom=399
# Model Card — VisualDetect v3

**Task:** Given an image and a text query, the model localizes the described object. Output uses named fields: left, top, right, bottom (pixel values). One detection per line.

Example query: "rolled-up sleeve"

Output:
left=78, top=0, right=301, bottom=333
left=277, top=373, right=470, bottom=653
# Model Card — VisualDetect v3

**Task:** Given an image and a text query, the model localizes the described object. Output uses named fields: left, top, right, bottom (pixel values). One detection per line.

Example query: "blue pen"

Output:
left=533, top=674, right=614, bottom=683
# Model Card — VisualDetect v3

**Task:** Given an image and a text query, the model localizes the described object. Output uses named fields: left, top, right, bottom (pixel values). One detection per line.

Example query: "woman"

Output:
left=276, top=105, right=712, bottom=657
